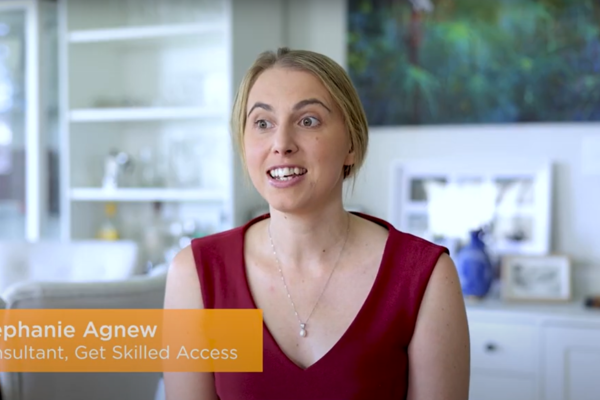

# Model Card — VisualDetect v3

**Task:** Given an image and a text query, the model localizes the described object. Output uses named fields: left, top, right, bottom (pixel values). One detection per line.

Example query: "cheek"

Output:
left=244, top=149, right=260, bottom=171
left=311, top=138, right=347, bottom=169
left=243, top=138, right=266, bottom=174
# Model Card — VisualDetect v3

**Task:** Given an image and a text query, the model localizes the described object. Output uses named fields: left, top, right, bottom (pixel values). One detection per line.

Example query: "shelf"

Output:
left=404, top=201, right=535, bottom=215
left=70, top=188, right=227, bottom=202
left=68, top=23, right=226, bottom=43
left=69, top=107, right=223, bottom=122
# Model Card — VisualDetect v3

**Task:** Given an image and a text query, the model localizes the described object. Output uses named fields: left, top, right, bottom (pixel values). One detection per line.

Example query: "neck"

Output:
left=267, top=202, right=351, bottom=270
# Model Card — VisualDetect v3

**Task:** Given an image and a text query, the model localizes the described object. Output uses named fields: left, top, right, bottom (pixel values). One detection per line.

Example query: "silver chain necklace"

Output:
left=267, top=213, right=350, bottom=338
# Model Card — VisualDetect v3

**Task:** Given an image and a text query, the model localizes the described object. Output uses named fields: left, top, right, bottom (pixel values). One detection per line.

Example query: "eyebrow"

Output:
left=247, top=102, right=273, bottom=117
left=247, top=98, right=331, bottom=117
left=294, top=98, right=332, bottom=113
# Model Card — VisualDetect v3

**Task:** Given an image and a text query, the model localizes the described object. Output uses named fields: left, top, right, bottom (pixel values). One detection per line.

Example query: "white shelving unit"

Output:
left=69, top=107, right=224, bottom=122
left=0, top=0, right=60, bottom=240
left=58, top=0, right=284, bottom=253
left=69, top=188, right=226, bottom=202
left=67, top=23, right=225, bottom=43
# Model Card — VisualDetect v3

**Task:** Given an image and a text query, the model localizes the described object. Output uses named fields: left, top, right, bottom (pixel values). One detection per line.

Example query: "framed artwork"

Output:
left=347, top=0, right=600, bottom=126
left=388, top=157, right=553, bottom=255
left=501, top=255, right=572, bottom=302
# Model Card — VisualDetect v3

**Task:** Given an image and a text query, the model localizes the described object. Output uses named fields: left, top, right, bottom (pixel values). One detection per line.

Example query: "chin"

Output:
left=262, top=190, right=312, bottom=213
left=265, top=198, right=304, bottom=214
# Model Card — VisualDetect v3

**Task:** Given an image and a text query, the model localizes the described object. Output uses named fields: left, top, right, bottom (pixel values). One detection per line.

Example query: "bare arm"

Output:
left=163, top=246, right=219, bottom=400
left=407, top=253, right=471, bottom=400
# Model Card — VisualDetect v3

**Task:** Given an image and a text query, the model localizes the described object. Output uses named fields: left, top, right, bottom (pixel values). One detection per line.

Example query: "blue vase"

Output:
left=456, top=230, right=493, bottom=298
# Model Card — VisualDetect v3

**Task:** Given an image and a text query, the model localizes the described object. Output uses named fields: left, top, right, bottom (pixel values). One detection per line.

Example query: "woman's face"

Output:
left=244, top=67, right=355, bottom=214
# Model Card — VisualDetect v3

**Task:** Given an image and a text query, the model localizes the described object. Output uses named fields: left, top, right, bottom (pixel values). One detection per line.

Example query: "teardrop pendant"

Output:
left=299, top=323, right=307, bottom=338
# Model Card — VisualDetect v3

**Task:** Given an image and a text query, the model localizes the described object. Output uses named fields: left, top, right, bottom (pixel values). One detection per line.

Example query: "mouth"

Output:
left=267, top=166, right=308, bottom=181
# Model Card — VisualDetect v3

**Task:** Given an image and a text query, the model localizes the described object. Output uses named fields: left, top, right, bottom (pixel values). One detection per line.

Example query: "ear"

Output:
left=344, top=144, right=356, bottom=167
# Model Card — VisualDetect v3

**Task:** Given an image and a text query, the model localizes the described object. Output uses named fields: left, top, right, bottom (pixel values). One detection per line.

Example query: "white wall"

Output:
left=284, top=0, right=600, bottom=287
left=355, top=126, right=600, bottom=264
left=287, top=0, right=347, bottom=67
left=230, top=0, right=289, bottom=226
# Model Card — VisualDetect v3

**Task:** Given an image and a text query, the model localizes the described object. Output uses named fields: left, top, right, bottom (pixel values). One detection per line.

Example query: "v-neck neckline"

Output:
left=239, top=212, right=395, bottom=372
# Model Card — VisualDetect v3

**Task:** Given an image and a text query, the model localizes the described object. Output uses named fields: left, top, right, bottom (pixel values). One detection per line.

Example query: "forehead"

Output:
left=247, top=67, right=332, bottom=108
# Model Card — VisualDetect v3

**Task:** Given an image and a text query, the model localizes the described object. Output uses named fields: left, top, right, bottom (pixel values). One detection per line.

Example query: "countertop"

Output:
left=465, top=295, right=600, bottom=328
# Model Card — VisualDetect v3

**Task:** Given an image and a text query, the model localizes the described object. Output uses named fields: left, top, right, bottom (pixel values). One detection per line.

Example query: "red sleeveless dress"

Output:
left=191, top=213, right=448, bottom=400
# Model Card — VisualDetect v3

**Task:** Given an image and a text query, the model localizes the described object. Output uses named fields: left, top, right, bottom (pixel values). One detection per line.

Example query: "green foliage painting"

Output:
left=347, top=0, right=600, bottom=125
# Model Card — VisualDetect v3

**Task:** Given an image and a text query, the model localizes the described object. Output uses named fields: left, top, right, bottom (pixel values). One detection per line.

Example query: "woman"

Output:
left=164, top=47, right=470, bottom=399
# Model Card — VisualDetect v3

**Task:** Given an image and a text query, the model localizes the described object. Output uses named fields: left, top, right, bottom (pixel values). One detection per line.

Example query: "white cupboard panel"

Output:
left=470, top=321, right=537, bottom=374
left=470, top=372, right=536, bottom=400
left=543, top=326, right=600, bottom=400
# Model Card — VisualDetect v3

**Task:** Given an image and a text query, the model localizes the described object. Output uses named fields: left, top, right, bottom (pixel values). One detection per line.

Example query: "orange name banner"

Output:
left=0, top=309, right=262, bottom=373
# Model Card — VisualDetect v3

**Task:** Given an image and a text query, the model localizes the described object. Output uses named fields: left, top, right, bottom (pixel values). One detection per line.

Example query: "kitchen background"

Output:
left=0, top=1, right=599, bottom=399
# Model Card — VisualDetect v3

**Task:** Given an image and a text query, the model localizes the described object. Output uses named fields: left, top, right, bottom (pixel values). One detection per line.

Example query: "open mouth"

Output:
left=268, top=167, right=308, bottom=181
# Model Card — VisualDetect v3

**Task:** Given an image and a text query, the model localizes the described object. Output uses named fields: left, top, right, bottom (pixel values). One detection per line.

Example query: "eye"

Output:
left=299, top=116, right=320, bottom=128
left=255, top=119, right=273, bottom=130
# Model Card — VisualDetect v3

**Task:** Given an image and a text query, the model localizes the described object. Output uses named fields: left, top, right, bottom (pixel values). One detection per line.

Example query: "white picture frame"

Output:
left=501, top=255, right=572, bottom=302
left=388, top=157, right=553, bottom=255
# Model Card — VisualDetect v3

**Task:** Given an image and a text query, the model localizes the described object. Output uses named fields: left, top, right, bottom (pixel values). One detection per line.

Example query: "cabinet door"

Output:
left=469, top=321, right=538, bottom=400
left=0, top=6, right=27, bottom=239
left=544, top=326, right=600, bottom=400
left=470, top=373, right=536, bottom=400
left=0, top=1, right=59, bottom=240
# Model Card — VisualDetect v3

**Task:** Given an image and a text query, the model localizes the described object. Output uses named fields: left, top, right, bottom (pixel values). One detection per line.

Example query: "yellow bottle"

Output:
left=97, top=202, right=119, bottom=240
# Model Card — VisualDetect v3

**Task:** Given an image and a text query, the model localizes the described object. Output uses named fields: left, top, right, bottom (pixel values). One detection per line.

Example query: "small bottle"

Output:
left=97, top=202, right=119, bottom=240
left=584, top=296, right=600, bottom=309
left=142, top=202, right=168, bottom=272
left=137, top=147, right=157, bottom=187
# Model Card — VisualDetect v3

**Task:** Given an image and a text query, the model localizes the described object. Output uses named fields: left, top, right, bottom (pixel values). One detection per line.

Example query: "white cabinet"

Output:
left=470, top=321, right=538, bottom=374
left=0, top=0, right=60, bottom=240
left=543, top=326, right=600, bottom=400
left=58, top=0, right=282, bottom=266
left=467, top=302, right=600, bottom=400
left=470, top=374, right=536, bottom=400
left=468, top=320, right=539, bottom=400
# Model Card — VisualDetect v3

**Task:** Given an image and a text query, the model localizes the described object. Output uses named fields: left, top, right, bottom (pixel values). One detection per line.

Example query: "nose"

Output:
left=272, top=124, right=298, bottom=155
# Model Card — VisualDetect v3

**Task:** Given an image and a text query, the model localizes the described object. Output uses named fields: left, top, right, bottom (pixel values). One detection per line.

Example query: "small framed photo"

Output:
left=502, top=255, right=572, bottom=302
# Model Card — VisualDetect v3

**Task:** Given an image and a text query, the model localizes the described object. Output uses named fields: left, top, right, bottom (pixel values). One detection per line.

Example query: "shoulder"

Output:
left=407, top=251, right=470, bottom=398
left=164, top=245, right=203, bottom=309
left=428, top=252, right=459, bottom=288
left=191, top=225, right=245, bottom=252
left=351, top=212, right=389, bottom=245
left=353, top=212, right=448, bottom=259
left=412, top=251, right=463, bottom=322
left=413, top=250, right=465, bottom=338
left=395, top=230, right=450, bottom=262
left=190, top=214, right=269, bottom=255
left=396, top=229, right=447, bottom=250
left=391, top=229, right=452, bottom=293
left=164, top=223, right=247, bottom=309
left=189, top=224, right=247, bottom=266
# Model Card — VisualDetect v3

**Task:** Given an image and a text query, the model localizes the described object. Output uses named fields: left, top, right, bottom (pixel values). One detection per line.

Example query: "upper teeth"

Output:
left=269, top=167, right=306, bottom=178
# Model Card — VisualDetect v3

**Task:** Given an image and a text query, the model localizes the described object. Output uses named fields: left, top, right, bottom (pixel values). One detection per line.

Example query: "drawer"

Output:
left=469, top=373, right=536, bottom=400
left=469, top=321, right=537, bottom=374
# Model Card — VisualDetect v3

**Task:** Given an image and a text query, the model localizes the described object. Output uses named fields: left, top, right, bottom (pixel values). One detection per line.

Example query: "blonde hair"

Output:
left=230, top=47, right=369, bottom=180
